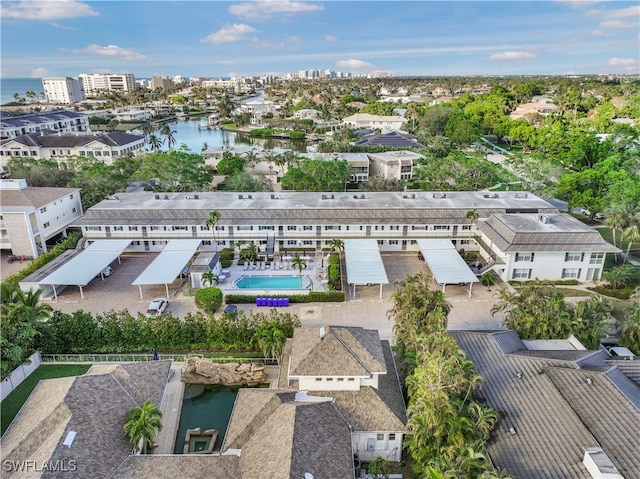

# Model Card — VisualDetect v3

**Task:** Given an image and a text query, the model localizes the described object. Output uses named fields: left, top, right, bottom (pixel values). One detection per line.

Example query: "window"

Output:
left=287, top=240, right=297, bottom=246
left=258, top=225, right=274, bottom=231
left=326, top=378, right=333, bottom=382
left=200, top=226, right=209, bottom=231
left=39, top=207, right=47, bottom=213
left=287, top=225, right=297, bottom=231
left=389, top=433, right=396, bottom=441
left=315, top=378, right=322, bottom=382
left=348, top=378, right=355, bottom=381
left=461, top=225, right=471, bottom=230
left=237, top=226, right=253, bottom=231
left=43, top=221, right=50, bottom=228
left=590, top=252, right=604, bottom=264
left=324, top=225, right=340, bottom=231
left=433, top=225, right=450, bottom=231
left=376, top=434, right=384, bottom=441
left=411, top=225, right=427, bottom=230
left=113, top=226, right=124, bottom=231
left=70, top=194, right=74, bottom=199
left=512, top=268, right=531, bottom=279
left=562, top=268, right=581, bottom=279
left=389, top=240, right=398, bottom=245
left=172, top=226, right=188, bottom=231
left=72, top=208, right=77, bottom=213
left=337, top=378, right=344, bottom=381
left=128, top=226, right=138, bottom=231
left=302, top=240, right=313, bottom=246
left=86, top=226, right=102, bottom=231
left=515, top=252, right=534, bottom=262
left=374, top=225, right=385, bottom=231
left=303, top=226, right=313, bottom=231
left=565, top=252, right=584, bottom=262
left=150, top=226, right=160, bottom=231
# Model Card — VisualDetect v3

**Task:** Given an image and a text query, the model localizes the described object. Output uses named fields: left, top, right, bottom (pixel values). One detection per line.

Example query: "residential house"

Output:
left=0, top=361, right=171, bottom=479
left=510, top=102, right=559, bottom=120
left=278, top=326, right=407, bottom=462
left=452, top=330, right=640, bottom=479
left=342, top=113, right=407, bottom=131
left=0, top=179, right=83, bottom=258
left=0, top=132, right=145, bottom=168
left=367, top=150, right=423, bottom=181
left=355, top=130, right=425, bottom=148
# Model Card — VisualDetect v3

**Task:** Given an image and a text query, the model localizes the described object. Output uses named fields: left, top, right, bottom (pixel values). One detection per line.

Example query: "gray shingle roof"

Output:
left=1, top=131, right=143, bottom=148
left=288, top=326, right=386, bottom=377
left=452, top=330, right=640, bottom=479
left=0, top=185, right=79, bottom=210
left=111, top=454, right=241, bottom=479
left=356, top=130, right=425, bottom=148
left=478, top=213, right=619, bottom=253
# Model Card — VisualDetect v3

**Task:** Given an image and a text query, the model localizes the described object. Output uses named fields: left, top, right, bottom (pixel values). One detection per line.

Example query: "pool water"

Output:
left=174, top=385, right=238, bottom=453
left=235, top=275, right=304, bottom=289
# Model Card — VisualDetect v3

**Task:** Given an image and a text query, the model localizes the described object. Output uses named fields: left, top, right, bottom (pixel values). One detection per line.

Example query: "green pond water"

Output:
left=174, top=385, right=238, bottom=453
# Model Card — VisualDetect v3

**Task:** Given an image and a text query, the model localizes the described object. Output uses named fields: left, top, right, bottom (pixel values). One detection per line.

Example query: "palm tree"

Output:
left=148, top=134, right=163, bottom=152
left=605, top=204, right=630, bottom=261
left=622, top=214, right=640, bottom=261
left=329, top=238, right=344, bottom=253
left=240, top=242, right=258, bottom=263
left=251, top=320, right=288, bottom=363
left=201, top=270, right=219, bottom=287
left=465, top=208, right=479, bottom=243
left=123, top=400, right=163, bottom=454
left=206, top=209, right=221, bottom=251
left=291, top=255, right=307, bottom=277
left=1, top=284, right=52, bottom=320
left=160, top=124, right=177, bottom=150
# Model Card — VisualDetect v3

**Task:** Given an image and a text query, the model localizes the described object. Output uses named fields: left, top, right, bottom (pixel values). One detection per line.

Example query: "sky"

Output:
left=1, top=0, right=639, bottom=79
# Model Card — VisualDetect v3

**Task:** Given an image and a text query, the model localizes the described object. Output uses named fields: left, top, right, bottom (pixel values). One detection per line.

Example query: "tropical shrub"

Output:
left=195, top=287, right=223, bottom=313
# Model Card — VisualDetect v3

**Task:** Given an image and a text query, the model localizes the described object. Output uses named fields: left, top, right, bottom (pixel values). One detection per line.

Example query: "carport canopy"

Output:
left=344, top=239, right=389, bottom=299
left=417, top=239, right=478, bottom=297
left=39, top=239, right=131, bottom=300
left=132, top=239, right=201, bottom=299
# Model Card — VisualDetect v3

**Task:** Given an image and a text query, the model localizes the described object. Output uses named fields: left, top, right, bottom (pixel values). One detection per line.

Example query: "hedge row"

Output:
left=225, top=291, right=345, bottom=304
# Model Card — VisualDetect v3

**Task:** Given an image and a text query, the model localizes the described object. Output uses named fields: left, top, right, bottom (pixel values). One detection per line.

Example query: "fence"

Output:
left=1, top=351, right=42, bottom=401
left=40, top=353, right=277, bottom=365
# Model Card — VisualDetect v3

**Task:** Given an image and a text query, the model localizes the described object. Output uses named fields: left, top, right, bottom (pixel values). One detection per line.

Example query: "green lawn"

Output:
left=1, top=364, right=91, bottom=435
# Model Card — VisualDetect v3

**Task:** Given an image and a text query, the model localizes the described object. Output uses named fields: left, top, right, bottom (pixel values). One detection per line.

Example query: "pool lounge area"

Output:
left=234, top=274, right=311, bottom=290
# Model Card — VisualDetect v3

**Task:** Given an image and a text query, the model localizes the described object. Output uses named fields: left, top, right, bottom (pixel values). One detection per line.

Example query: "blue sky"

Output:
left=1, top=0, right=638, bottom=78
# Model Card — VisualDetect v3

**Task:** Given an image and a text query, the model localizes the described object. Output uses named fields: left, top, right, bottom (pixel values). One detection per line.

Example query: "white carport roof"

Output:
left=417, top=239, right=478, bottom=297
left=39, top=239, right=131, bottom=299
left=344, top=239, right=388, bottom=299
left=132, top=240, right=201, bottom=298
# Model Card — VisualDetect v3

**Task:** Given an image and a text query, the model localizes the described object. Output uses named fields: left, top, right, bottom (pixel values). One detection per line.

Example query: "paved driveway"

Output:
left=42, top=251, right=503, bottom=342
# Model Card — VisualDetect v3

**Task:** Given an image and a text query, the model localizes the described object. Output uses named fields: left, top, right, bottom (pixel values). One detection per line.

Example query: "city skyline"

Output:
left=1, top=0, right=638, bottom=79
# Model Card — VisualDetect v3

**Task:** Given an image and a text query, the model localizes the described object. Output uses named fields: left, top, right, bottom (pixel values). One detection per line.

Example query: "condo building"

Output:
left=74, top=190, right=617, bottom=283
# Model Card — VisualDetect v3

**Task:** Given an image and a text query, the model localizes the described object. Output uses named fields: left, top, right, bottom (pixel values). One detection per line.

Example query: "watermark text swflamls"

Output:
left=3, top=460, right=77, bottom=472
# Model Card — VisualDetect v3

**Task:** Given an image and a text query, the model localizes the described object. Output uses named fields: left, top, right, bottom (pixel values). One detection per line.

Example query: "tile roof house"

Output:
left=0, top=361, right=171, bottom=479
left=355, top=130, right=425, bottom=148
left=342, top=113, right=407, bottom=131
left=278, top=326, right=407, bottom=462
left=452, top=330, right=640, bottom=479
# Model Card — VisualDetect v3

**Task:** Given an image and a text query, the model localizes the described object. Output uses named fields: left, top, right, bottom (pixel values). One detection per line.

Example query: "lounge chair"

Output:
left=279, top=262, right=284, bottom=269
left=244, top=262, right=249, bottom=270
left=251, top=262, right=257, bottom=269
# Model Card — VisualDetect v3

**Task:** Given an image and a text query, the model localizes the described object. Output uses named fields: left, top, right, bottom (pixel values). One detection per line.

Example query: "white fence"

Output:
left=1, top=351, right=42, bottom=401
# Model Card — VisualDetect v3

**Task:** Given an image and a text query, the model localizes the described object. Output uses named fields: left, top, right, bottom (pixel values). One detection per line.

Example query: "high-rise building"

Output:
left=42, top=77, right=85, bottom=104
left=78, top=73, right=136, bottom=96
left=149, top=76, right=174, bottom=91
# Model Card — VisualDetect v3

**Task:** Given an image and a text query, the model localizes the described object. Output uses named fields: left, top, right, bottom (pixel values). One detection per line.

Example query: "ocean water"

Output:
left=1, top=78, right=44, bottom=105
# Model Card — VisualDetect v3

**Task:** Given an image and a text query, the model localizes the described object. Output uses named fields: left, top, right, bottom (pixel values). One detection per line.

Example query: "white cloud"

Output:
left=324, top=35, right=338, bottom=42
left=607, top=57, right=638, bottom=67
left=335, top=58, right=374, bottom=71
left=599, top=19, right=637, bottom=29
left=554, top=0, right=603, bottom=10
left=80, top=44, right=148, bottom=61
left=1, top=0, right=98, bottom=21
left=488, top=51, right=536, bottom=61
left=201, top=24, right=257, bottom=45
left=287, top=35, right=301, bottom=43
left=218, top=60, right=237, bottom=66
left=30, top=67, right=48, bottom=78
left=590, top=29, right=610, bottom=36
left=603, top=5, right=640, bottom=19
left=228, top=0, right=324, bottom=22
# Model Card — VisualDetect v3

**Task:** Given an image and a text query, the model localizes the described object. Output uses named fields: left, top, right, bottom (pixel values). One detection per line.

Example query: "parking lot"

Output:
left=4, top=250, right=505, bottom=342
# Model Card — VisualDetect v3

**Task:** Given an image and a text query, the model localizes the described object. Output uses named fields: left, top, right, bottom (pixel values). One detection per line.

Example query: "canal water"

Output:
left=154, top=118, right=308, bottom=154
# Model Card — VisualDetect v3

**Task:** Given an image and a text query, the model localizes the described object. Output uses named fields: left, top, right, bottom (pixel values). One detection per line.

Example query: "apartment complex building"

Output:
left=78, top=73, right=136, bottom=96
left=0, top=131, right=145, bottom=168
left=0, top=179, right=83, bottom=258
left=0, top=110, right=90, bottom=140
left=74, top=190, right=616, bottom=283
left=42, top=77, right=85, bottom=104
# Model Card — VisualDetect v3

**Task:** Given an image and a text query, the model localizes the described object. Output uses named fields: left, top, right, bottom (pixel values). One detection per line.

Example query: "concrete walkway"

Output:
left=155, top=362, right=185, bottom=454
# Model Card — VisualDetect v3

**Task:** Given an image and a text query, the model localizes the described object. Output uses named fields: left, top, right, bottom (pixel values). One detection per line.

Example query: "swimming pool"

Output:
left=235, top=275, right=304, bottom=289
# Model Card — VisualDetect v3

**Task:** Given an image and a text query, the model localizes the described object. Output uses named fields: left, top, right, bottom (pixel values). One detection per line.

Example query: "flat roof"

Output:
left=132, top=240, right=201, bottom=285
left=417, top=239, right=478, bottom=285
left=39, top=240, right=130, bottom=286
left=344, top=239, right=389, bottom=285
